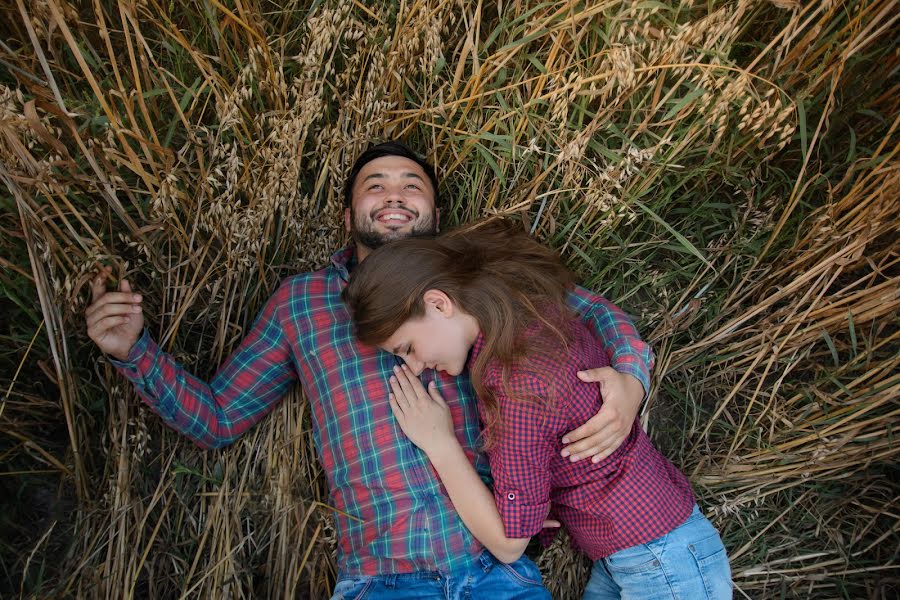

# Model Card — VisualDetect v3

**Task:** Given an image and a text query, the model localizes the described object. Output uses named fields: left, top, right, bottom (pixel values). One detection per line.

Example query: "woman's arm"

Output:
left=388, top=365, right=537, bottom=563
left=428, top=438, right=531, bottom=563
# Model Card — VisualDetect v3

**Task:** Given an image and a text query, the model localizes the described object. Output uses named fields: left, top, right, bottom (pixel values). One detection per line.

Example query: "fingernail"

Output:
left=562, top=437, right=570, bottom=444
left=561, top=450, right=569, bottom=457
left=593, top=456, right=601, bottom=464
left=133, top=305, right=141, bottom=312
left=133, top=295, right=141, bottom=301
left=569, top=455, right=578, bottom=462
left=124, top=316, right=131, bottom=322
left=393, top=366, right=400, bottom=372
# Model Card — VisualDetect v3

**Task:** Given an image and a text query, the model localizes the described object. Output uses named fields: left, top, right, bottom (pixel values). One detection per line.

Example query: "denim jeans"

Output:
left=330, top=550, right=551, bottom=599
left=582, top=505, right=732, bottom=600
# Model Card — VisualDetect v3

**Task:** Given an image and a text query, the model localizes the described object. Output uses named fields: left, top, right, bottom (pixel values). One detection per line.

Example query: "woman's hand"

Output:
left=389, top=364, right=458, bottom=458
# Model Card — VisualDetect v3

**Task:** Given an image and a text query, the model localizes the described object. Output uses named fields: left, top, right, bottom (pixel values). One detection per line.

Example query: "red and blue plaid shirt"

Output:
left=111, top=246, right=654, bottom=575
left=470, top=316, right=694, bottom=560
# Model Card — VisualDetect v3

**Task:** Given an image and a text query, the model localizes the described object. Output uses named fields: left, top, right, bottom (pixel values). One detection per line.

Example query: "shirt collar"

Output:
left=330, top=245, right=358, bottom=282
left=466, top=331, right=487, bottom=371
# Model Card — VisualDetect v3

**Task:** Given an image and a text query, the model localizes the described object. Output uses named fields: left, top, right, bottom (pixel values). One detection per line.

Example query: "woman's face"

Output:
left=379, top=290, right=479, bottom=376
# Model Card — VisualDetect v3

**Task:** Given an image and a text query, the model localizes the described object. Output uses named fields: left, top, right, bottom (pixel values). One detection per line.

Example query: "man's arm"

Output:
left=88, top=268, right=297, bottom=449
left=564, top=286, right=655, bottom=462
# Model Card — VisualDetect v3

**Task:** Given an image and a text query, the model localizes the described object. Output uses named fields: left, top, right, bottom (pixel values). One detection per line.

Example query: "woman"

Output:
left=342, top=219, right=732, bottom=599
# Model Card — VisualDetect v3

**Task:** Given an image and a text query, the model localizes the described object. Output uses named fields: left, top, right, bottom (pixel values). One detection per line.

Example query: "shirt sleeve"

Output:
left=486, top=372, right=558, bottom=539
left=107, top=281, right=297, bottom=449
left=567, top=286, right=655, bottom=396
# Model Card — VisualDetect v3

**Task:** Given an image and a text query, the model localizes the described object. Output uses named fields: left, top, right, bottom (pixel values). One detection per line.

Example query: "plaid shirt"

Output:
left=110, top=246, right=654, bottom=575
left=470, top=316, right=694, bottom=560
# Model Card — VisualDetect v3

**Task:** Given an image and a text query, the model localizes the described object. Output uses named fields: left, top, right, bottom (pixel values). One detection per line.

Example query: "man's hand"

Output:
left=388, top=365, right=458, bottom=458
left=86, top=265, right=144, bottom=361
left=561, top=367, right=645, bottom=463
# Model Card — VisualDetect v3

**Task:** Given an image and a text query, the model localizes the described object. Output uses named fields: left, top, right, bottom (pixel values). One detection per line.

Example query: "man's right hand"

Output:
left=86, top=265, right=144, bottom=361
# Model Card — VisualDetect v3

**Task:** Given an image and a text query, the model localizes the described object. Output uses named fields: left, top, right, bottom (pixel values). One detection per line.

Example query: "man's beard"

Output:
left=350, top=208, right=438, bottom=251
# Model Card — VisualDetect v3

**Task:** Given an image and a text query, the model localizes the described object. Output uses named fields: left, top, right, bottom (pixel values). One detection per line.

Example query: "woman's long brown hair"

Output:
left=342, top=218, right=575, bottom=444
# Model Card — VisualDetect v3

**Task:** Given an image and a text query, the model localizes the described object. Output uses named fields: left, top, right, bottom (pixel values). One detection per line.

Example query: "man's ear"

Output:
left=423, top=288, right=454, bottom=317
left=344, top=207, right=352, bottom=233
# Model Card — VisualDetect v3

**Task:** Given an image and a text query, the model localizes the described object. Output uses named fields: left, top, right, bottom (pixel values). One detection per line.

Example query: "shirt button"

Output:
left=507, top=492, right=516, bottom=501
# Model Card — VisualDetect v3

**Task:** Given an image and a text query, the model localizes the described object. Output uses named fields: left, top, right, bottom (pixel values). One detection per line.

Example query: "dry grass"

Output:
left=0, top=0, right=897, bottom=598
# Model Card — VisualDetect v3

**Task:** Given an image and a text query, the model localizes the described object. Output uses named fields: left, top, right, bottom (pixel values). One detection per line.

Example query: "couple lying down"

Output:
left=89, top=142, right=730, bottom=599
left=339, top=217, right=731, bottom=600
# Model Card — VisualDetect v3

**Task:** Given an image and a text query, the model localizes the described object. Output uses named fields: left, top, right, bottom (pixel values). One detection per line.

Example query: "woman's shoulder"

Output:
left=483, top=318, right=585, bottom=394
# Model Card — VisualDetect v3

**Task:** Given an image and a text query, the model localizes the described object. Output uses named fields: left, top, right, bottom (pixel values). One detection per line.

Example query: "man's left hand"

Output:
left=561, top=367, right=645, bottom=463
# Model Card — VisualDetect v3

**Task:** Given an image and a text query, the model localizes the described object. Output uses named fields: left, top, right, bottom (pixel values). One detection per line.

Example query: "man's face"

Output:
left=344, top=156, right=439, bottom=253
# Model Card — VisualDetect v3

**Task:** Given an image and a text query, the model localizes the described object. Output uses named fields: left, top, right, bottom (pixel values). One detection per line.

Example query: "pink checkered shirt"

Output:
left=469, top=315, right=695, bottom=559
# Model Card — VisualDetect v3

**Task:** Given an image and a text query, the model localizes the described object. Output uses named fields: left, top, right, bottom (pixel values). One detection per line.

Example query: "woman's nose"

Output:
left=404, top=357, right=424, bottom=375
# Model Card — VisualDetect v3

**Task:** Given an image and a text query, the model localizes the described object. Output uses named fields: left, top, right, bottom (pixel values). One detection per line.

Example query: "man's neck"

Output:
left=354, top=244, right=372, bottom=263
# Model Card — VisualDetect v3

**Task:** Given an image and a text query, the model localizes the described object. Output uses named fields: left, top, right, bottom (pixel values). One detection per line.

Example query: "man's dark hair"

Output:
left=344, top=141, right=440, bottom=208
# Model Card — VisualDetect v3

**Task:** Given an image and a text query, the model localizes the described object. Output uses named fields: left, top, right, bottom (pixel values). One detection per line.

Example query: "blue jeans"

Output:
left=330, top=550, right=550, bottom=599
left=583, top=505, right=732, bottom=600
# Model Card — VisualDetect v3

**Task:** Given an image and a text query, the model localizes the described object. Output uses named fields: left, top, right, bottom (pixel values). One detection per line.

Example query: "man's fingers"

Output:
left=119, top=278, right=132, bottom=294
left=562, top=428, right=618, bottom=459
left=90, top=276, right=106, bottom=304
left=542, top=519, right=561, bottom=528
left=86, top=300, right=141, bottom=327
left=591, top=443, right=621, bottom=463
left=576, top=366, right=616, bottom=383
left=90, top=266, right=113, bottom=303
left=561, top=412, right=614, bottom=446
left=88, top=315, right=132, bottom=337
left=86, top=292, right=142, bottom=317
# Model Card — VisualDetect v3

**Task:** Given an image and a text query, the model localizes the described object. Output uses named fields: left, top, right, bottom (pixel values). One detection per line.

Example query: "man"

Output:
left=86, top=142, right=653, bottom=598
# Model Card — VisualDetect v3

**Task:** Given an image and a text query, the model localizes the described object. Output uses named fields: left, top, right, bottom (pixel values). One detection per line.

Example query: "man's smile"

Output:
left=374, top=209, right=416, bottom=225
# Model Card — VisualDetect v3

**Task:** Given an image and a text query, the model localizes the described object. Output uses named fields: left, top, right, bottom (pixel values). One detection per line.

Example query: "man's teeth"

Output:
left=382, top=214, right=410, bottom=221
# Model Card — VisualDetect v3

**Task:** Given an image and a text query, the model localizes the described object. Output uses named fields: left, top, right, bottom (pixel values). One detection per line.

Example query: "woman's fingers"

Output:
left=389, top=393, right=403, bottom=417
left=427, top=381, right=448, bottom=407
left=393, top=365, right=421, bottom=403
left=398, top=365, right=432, bottom=401
left=389, top=377, right=408, bottom=407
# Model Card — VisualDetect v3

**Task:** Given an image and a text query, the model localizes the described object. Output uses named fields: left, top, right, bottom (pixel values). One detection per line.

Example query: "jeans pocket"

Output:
left=330, top=577, right=374, bottom=600
left=498, top=557, right=544, bottom=587
left=688, top=532, right=732, bottom=599
left=605, top=541, right=663, bottom=575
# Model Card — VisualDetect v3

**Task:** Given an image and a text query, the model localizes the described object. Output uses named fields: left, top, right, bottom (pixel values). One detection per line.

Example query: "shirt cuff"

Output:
left=107, top=329, right=154, bottom=380
left=494, top=487, right=550, bottom=539
left=610, top=353, right=652, bottom=398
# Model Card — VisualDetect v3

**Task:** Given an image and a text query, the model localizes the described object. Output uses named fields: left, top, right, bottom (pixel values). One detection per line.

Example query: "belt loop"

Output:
left=384, top=573, right=397, bottom=589
left=479, top=550, right=493, bottom=572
